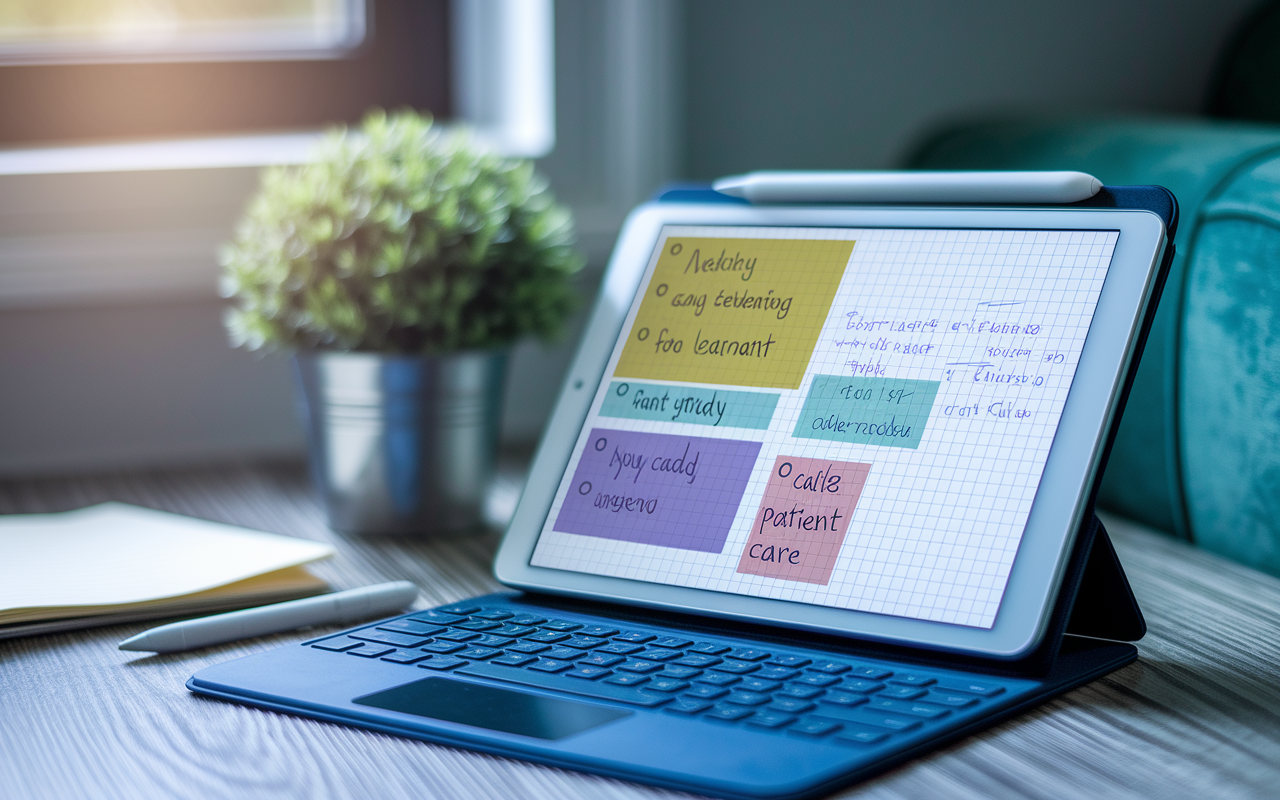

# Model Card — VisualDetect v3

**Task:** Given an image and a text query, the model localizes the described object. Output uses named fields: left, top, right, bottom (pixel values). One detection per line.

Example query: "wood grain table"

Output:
left=2, top=459, right=1279, bottom=800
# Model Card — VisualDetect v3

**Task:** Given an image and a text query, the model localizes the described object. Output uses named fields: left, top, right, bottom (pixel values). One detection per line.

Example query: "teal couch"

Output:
left=909, top=118, right=1280, bottom=575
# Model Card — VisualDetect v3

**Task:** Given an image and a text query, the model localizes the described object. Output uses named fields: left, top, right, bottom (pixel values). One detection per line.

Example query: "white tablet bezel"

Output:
left=494, top=202, right=1167, bottom=659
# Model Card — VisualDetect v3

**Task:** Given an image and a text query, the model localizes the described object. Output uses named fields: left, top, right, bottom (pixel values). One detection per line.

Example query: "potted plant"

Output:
left=220, top=110, right=584, bottom=534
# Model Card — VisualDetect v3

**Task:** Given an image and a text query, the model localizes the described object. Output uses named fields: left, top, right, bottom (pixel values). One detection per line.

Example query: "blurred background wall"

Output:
left=0, top=0, right=1262, bottom=475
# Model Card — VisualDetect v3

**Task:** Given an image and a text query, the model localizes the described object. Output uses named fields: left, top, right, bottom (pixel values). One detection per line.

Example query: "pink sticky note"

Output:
left=736, top=456, right=871, bottom=585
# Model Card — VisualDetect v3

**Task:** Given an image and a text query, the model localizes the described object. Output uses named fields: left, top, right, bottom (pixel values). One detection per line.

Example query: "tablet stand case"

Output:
left=189, top=185, right=1174, bottom=800
left=482, top=184, right=1170, bottom=778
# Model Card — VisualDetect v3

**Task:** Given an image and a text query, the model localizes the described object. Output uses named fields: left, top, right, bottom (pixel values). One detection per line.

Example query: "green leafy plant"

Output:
left=220, top=110, right=584, bottom=353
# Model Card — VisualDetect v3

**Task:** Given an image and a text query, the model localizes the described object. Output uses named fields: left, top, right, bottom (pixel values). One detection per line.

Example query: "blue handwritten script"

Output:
left=793, top=375, right=940, bottom=449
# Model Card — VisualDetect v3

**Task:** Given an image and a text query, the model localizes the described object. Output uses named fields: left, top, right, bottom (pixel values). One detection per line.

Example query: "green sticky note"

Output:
left=793, top=375, right=940, bottom=449
left=600, top=381, right=779, bottom=429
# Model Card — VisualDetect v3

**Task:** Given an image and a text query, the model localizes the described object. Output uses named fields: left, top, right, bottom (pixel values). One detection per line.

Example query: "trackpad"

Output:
left=354, top=677, right=631, bottom=740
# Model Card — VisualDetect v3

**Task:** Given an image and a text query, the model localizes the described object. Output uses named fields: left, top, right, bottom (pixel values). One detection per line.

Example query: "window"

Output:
left=0, top=0, right=367, bottom=64
left=0, top=0, right=450, bottom=145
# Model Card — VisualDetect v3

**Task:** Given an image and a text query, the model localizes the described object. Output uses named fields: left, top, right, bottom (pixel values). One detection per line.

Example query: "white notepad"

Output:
left=0, top=502, right=334, bottom=638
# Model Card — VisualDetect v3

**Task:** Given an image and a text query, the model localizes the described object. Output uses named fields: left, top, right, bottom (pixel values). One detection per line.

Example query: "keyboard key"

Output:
left=456, top=620, right=501, bottom=632
left=472, top=635, right=516, bottom=648
left=926, top=691, right=979, bottom=708
left=419, top=655, right=469, bottom=670
left=723, top=691, right=771, bottom=706
left=437, top=603, right=481, bottom=615
left=507, top=641, right=551, bottom=654
left=472, top=610, right=514, bottom=621
left=490, top=653, right=537, bottom=667
left=705, top=705, right=755, bottom=721
left=491, top=624, right=537, bottom=637
left=380, top=648, right=432, bottom=664
left=544, top=647, right=584, bottom=660
left=350, top=630, right=432, bottom=648
left=755, top=666, right=800, bottom=682
left=565, top=665, right=611, bottom=680
left=509, top=614, right=547, bottom=626
left=727, top=648, right=770, bottom=662
left=790, top=716, right=841, bottom=737
left=688, top=642, right=731, bottom=655
left=561, top=636, right=608, bottom=650
left=888, top=673, right=936, bottom=687
left=598, top=642, right=644, bottom=655
left=612, top=631, right=655, bottom=643
left=684, top=685, right=729, bottom=700
left=660, top=665, right=702, bottom=680
left=604, top=672, right=649, bottom=686
left=635, top=648, right=682, bottom=662
left=421, top=641, right=467, bottom=654
left=578, top=625, right=620, bottom=638
left=436, top=630, right=481, bottom=642
left=458, top=646, right=502, bottom=660
left=693, top=672, right=741, bottom=687
left=856, top=711, right=921, bottom=732
left=710, top=659, right=760, bottom=675
left=794, top=673, right=840, bottom=687
left=847, top=666, right=892, bottom=680
left=841, top=679, right=885, bottom=694
left=528, top=658, right=574, bottom=673
left=821, top=691, right=869, bottom=708
left=880, top=686, right=927, bottom=700
left=866, top=698, right=949, bottom=719
left=376, top=619, right=447, bottom=636
left=540, top=620, right=583, bottom=632
left=525, top=631, right=570, bottom=644
left=836, top=728, right=889, bottom=745
left=665, top=698, right=714, bottom=715
left=768, top=697, right=815, bottom=714
left=769, top=654, right=812, bottom=668
left=777, top=684, right=823, bottom=700
left=617, top=659, right=662, bottom=674
left=579, top=652, right=626, bottom=668
left=747, top=711, right=796, bottom=729
left=808, top=660, right=852, bottom=675
left=647, top=678, right=690, bottom=692
left=652, top=636, right=694, bottom=649
left=347, top=644, right=395, bottom=658
left=738, top=677, right=780, bottom=693
left=312, top=636, right=363, bottom=652
left=674, top=654, right=721, bottom=668
left=935, top=679, right=1005, bottom=697
left=409, top=610, right=468, bottom=625
left=458, top=662, right=671, bottom=707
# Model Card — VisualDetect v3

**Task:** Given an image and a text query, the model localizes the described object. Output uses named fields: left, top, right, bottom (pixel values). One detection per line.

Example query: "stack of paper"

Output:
left=0, top=502, right=334, bottom=639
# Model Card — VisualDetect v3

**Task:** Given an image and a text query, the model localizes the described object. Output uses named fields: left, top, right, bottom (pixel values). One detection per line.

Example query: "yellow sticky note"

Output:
left=615, top=237, right=854, bottom=389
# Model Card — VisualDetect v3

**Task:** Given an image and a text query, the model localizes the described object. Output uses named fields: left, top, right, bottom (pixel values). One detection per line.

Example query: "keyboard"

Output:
left=309, top=600, right=1026, bottom=748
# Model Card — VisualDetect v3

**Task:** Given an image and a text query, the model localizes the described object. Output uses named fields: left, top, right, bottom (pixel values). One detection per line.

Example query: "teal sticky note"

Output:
left=600, top=381, right=779, bottom=429
left=793, top=375, right=940, bottom=449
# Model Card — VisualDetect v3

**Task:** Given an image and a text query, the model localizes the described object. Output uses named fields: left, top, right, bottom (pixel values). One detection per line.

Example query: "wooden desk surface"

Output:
left=2, top=460, right=1279, bottom=800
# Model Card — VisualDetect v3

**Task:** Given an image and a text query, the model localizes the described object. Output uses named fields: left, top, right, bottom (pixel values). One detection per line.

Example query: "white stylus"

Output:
left=712, top=170, right=1103, bottom=204
left=118, top=581, right=420, bottom=653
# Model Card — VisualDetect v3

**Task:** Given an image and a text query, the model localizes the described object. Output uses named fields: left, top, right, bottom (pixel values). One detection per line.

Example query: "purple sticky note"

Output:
left=554, top=428, right=761, bottom=553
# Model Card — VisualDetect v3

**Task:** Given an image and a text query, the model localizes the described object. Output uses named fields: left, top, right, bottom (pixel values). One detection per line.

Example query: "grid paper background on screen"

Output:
left=531, top=226, right=1117, bottom=629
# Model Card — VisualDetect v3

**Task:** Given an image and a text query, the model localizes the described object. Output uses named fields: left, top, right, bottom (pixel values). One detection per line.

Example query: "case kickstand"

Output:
left=1065, top=517, right=1146, bottom=642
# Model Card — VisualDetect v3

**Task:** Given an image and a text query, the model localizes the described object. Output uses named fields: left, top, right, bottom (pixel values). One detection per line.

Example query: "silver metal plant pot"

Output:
left=293, top=350, right=507, bottom=534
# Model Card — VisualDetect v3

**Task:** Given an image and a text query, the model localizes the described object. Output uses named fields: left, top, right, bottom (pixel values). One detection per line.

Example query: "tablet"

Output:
left=495, top=203, right=1168, bottom=659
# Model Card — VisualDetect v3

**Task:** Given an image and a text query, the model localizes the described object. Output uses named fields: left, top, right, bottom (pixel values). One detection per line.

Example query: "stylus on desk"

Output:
left=118, top=581, right=419, bottom=653
left=713, top=170, right=1103, bottom=204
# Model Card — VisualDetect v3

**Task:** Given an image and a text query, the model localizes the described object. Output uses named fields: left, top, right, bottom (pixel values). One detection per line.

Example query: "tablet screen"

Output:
left=529, top=225, right=1117, bottom=629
